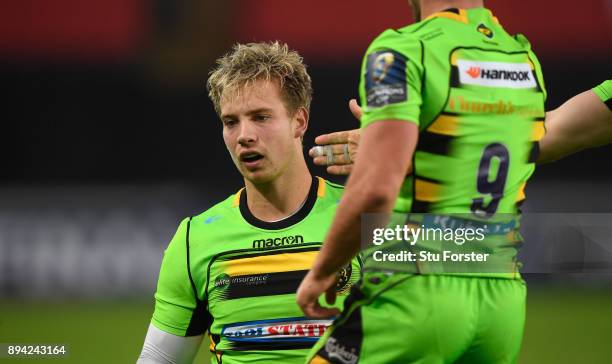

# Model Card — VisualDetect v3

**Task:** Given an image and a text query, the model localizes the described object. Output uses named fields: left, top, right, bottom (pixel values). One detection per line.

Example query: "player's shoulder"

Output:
left=189, top=190, right=241, bottom=227
left=319, top=177, right=344, bottom=199
left=367, top=26, right=422, bottom=55
left=310, top=177, right=343, bottom=213
left=408, top=8, right=535, bottom=53
left=171, top=190, right=245, bottom=251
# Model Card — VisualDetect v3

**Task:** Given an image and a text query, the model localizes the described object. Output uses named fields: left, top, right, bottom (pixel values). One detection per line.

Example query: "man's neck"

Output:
left=419, top=0, right=484, bottom=19
left=244, top=155, right=312, bottom=222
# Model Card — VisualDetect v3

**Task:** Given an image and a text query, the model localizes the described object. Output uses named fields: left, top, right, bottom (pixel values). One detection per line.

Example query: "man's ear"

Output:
left=293, top=107, right=309, bottom=139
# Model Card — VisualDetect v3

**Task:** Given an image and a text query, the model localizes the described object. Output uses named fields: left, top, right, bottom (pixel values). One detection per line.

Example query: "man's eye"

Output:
left=223, top=119, right=237, bottom=127
left=254, top=114, right=270, bottom=121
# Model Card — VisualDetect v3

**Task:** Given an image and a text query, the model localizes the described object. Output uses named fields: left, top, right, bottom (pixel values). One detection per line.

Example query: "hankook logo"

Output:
left=466, top=66, right=481, bottom=78
left=457, top=60, right=536, bottom=89
left=252, top=234, right=305, bottom=249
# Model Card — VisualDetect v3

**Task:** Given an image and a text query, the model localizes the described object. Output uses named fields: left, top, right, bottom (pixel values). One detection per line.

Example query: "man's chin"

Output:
left=242, top=169, right=275, bottom=185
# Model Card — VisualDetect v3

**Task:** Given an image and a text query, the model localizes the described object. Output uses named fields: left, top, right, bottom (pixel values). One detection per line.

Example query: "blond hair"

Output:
left=207, top=41, right=312, bottom=116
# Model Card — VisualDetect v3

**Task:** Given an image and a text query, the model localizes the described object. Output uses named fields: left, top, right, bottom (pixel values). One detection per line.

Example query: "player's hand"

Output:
left=296, top=269, right=341, bottom=319
left=309, top=99, right=362, bottom=175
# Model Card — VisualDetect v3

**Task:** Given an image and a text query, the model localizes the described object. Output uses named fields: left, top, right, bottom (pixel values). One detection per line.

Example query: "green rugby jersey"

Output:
left=151, top=177, right=361, bottom=363
left=359, top=7, right=546, bottom=217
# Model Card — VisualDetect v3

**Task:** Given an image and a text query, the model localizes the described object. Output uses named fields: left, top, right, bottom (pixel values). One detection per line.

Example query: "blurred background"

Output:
left=0, top=0, right=611, bottom=363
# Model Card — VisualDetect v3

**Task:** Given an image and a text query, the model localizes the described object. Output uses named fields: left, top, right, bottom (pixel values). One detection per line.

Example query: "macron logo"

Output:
left=458, top=60, right=536, bottom=89
left=252, top=234, right=305, bottom=249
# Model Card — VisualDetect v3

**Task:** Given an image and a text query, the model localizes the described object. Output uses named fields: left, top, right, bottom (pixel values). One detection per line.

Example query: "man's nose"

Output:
left=237, top=120, right=257, bottom=146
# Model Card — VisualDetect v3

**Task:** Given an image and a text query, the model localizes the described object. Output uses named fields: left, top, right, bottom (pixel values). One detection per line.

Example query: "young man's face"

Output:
left=220, top=79, right=307, bottom=184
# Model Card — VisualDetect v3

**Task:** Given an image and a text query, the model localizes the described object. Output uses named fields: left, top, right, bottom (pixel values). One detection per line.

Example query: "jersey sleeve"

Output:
left=152, top=218, right=210, bottom=337
left=359, top=30, right=424, bottom=129
left=138, top=324, right=203, bottom=364
left=592, top=80, right=612, bottom=108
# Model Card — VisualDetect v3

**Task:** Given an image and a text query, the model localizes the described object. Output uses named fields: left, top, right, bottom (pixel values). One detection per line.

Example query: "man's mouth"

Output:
left=240, top=152, right=264, bottom=163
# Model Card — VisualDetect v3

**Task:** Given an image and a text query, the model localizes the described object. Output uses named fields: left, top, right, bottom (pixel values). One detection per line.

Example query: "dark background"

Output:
left=0, top=1, right=611, bottom=363
left=1, top=0, right=610, bottom=192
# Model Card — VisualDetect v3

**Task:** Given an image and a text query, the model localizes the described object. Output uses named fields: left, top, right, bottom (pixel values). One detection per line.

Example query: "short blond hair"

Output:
left=207, top=41, right=313, bottom=116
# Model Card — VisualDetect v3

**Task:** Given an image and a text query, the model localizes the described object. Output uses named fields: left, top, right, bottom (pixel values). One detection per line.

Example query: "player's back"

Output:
left=336, top=11, right=545, bottom=363
left=362, top=8, right=546, bottom=217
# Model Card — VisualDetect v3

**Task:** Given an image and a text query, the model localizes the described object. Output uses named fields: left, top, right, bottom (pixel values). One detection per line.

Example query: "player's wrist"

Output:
left=309, top=266, right=327, bottom=280
left=311, top=260, right=342, bottom=281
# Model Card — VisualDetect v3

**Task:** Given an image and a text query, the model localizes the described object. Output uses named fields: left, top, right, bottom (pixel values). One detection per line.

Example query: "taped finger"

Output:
left=311, top=146, right=326, bottom=157
left=343, top=144, right=350, bottom=163
left=325, top=145, right=334, bottom=165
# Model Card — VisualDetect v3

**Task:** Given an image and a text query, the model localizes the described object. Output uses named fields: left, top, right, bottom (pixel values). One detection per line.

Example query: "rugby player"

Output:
left=296, top=1, right=584, bottom=363
left=310, top=79, right=612, bottom=172
left=137, top=42, right=361, bottom=364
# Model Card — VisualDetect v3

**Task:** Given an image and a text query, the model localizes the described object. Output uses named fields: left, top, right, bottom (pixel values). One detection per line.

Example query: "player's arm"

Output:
left=298, top=36, right=424, bottom=317
left=538, top=80, right=612, bottom=163
left=138, top=218, right=210, bottom=363
left=313, top=81, right=612, bottom=171
left=298, top=120, right=417, bottom=317
left=137, top=325, right=202, bottom=364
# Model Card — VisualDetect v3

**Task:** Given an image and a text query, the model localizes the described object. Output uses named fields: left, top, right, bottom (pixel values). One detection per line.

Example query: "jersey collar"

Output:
left=239, top=175, right=319, bottom=230
left=425, top=8, right=469, bottom=23
left=425, top=8, right=499, bottom=25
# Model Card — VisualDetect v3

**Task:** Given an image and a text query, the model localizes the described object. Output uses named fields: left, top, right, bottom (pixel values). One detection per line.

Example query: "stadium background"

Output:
left=0, top=0, right=611, bottom=363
